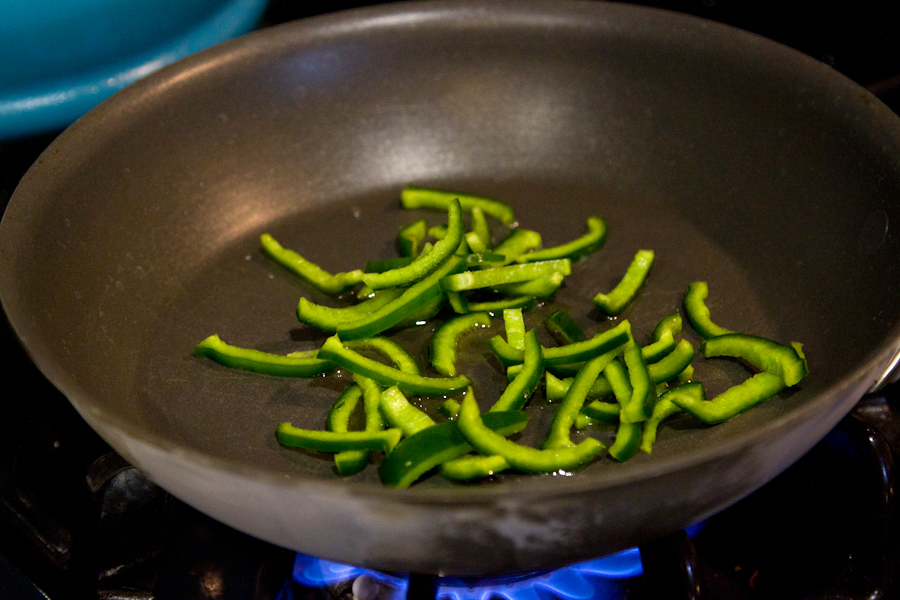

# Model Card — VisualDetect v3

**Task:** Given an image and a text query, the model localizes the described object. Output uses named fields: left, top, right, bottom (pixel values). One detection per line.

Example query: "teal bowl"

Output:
left=0, top=0, right=268, bottom=139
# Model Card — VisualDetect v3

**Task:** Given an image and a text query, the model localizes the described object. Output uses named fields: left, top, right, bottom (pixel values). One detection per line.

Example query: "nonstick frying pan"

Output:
left=3, top=0, right=900, bottom=576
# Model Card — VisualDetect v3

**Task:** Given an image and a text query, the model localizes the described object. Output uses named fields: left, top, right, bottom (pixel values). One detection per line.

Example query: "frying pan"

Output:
left=3, top=0, right=900, bottom=577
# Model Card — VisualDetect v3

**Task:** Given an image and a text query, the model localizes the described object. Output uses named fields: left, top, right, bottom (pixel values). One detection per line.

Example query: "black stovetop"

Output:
left=3, top=2, right=900, bottom=599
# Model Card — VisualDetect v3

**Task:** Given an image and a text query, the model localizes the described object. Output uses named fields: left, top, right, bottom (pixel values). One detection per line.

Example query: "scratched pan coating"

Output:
left=3, top=0, right=900, bottom=575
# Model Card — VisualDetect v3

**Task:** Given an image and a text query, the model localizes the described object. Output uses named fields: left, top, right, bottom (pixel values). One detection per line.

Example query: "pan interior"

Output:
left=5, top=1, right=900, bottom=494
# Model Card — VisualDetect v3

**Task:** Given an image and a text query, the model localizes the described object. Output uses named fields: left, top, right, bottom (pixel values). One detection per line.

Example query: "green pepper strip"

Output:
left=683, top=281, right=734, bottom=339
left=430, top=312, right=492, bottom=376
left=195, top=334, right=334, bottom=377
left=503, top=308, right=526, bottom=351
left=428, top=224, right=447, bottom=239
left=639, top=329, right=676, bottom=363
left=336, top=255, right=467, bottom=340
left=398, top=219, right=427, bottom=258
left=465, top=231, right=489, bottom=253
left=671, top=372, right=786, bottom=424
left=542, top=350, right=617, bottom=450
left=363, top=198, right=464, bottom=290
left=401, top=185, right=516, bottom=225
left=517, top=331, right=674, bottom=380
left=639, top=383, right=700, bottom=454
left=326, top=384, right=368, bottom=476
left=489, top=320, right=631, bottom=367
left=492, top=271, right=566, bottom=298
left=703, top=333, right=809, bottom=387
left=447, top=291, right=469, bottom=314
left=457, top=393, right=603, bottom=474
left=440, top=259, right=571, bottom=293
left=260, top=233, right=364, bottom=295
left=344, top=336, right=420, bottom=376
left=378, top=410, right=528, bottom=489
left=490, top=329, right=544, bottom=412
left=546, top=309, right=588, bottom=345
left=439, top=398, right=461, bottom=419
left=654, top=313, right=683, bottom=342
left=492, top=229, right=544, bottom=265
left=297, top=288, right=405, bottom=332
left=440, top=454, right=510, bottom=481
left=592, top=249, right=655, bottom=316
left=467, top=296, right=536, bottom=314
left=276, top=423, right=401, bottom=453
left=332, top=374, right=389, bottom=473
left=465, top=252, right=507, bottom=270
left=619, top=334, right=655, bottom=424
left=519, top=216, right=607, bottom=263
left=440, top=335, right=540, bottom=478
left=547, top=338, right=696, bottom=400
left=605, top=359, right=642, bottom=462
left=318, top=335, right=471, bottom=396
left=580, top=401, right=620, bottom=422
left=470, top=206, right=492, bottom=249
left=378, top=386, right=436, bottom=438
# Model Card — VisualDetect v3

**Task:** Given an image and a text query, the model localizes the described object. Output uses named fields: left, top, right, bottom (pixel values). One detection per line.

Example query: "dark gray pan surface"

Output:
left=3, top=0, right=900, bottom=575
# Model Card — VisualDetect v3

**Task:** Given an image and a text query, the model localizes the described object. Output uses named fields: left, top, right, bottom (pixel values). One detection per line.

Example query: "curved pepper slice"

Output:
left=640, top=329, right=676, bottom=363
left=653, top=312, right=683, bottom=342
left=195, top=334, right=334, bottom=378
left=489, top=320, right=631, bottom=367
left=593, top=249, right=654, bottom=316
left=430, top=312, right=492, bottom=376
left=401, top=185, right=516, bottom=225
left=580, top=400, right=620, bottom=423
left=490, top=329, right=544, bottom=412
left=518, top=216, right=607, bottom=263
left=502, top=308, right=526, bottom=351
left=332, top=375, right=390, bottom=474
left=683, top=281, right=734, bottom=339
left=703, top=333, right=808, bottom=386
left=457, top=393, right=603, bottom=474
left=336, top=255, right=467, bottom=340
left=364, top=198, right=464, bottom=290
left=260, top=233, right=364, bottom=295
left=467, top=296, right=536, bottom=314
left=469, top=206, right=492, bottom=250
left=492, top=229, right=543, bottom=264
left=344, top=336, right=420, bottom=376
left=671, top=334, right=807, bottom=424
left=671, top=372, right=786, bottom=424
left=542, top=350, right=617, bottom=450
left=619, top=333, right=655, bottom=424
left=440, top=454, right=510, bottom=481
left=604, top=359, right=642, bottom=462
left=639, top=383, right=700, bottom=454
left=297, top=288, right=405, bottom=331
left=492, top=271, right=566, bottom=298
left=379, top=386, right=436, bottom=437
left=326, top=383, right=368, bottom=476
left=378, top=410, right=528, bottom=488
left=317, top=335, right=471, bottom=396
left=440, top=259, right=570, bottom=293
left=276, top=423, right=402, bottom=453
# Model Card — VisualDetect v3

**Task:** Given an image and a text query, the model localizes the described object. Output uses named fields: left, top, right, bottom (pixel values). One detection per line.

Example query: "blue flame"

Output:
left=287, top=522, right=704, bottom=600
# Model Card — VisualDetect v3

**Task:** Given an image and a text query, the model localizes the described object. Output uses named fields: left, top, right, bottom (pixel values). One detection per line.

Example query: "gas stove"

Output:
left=3, top=2, right=900, bottom=599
